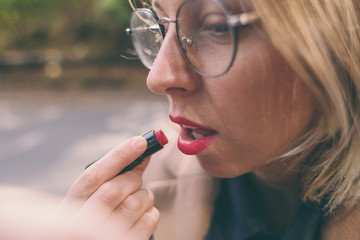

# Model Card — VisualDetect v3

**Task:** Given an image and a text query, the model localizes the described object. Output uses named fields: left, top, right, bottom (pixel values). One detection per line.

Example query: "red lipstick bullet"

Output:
left=118, top=130, right=168, bottom=174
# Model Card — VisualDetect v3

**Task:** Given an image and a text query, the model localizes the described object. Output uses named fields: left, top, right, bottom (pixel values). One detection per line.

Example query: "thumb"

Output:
left=127, top=129, right=168, bottom=175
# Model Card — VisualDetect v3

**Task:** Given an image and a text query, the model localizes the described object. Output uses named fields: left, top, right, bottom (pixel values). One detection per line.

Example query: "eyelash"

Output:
left=204, top=23, right=230, bottom=36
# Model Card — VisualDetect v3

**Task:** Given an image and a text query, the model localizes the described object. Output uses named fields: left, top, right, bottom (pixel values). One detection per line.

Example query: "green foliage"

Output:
left=0, top=0, right=134, bottom=60
left=0, top=0, right=58, bottom=26
left=98, top=0, right=131, bottom=25
left=0, top=0, right=59, bottom=47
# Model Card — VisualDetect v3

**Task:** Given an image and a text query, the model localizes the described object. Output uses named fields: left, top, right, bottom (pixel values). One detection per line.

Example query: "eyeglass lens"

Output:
left=130, top=9, right=164, bottom=69
left=177, top=0, right=235, bottom=77
left=130, top=0, right=236, bottom=77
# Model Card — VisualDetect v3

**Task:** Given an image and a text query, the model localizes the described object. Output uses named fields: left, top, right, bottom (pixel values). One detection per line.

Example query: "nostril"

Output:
left=165, top=87, right=187, bottom=93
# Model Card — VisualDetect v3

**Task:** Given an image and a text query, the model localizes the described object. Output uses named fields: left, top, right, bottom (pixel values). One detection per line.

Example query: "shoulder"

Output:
left=321, top=203, right=360, bottom=239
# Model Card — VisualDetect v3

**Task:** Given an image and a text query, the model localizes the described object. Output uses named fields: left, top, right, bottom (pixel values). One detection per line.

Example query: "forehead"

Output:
left=152, top=0, right=253, bottom=14
left=151, top=0, right=180, bottom=15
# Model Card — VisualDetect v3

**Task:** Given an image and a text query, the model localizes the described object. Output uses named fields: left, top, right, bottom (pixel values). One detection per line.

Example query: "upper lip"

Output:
left=169, top=115, right=216, bottom=131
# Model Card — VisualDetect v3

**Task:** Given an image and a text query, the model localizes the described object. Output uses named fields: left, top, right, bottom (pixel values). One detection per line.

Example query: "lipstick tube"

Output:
left=85, top=130, right=168, bottom=175
left=117, top=130, right=168, bottom=175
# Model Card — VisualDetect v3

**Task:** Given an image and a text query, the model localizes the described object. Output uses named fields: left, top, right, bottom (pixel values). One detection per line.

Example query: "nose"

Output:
left=146, top=26, right=201, bottom=96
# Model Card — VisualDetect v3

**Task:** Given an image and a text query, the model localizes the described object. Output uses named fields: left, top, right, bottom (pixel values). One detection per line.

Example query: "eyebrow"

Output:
left=152, top=0, right=164, bottom=12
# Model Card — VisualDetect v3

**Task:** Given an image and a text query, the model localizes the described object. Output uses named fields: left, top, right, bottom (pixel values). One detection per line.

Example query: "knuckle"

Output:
left=78, top=169, right=102, bottom=191
left=120, top=194, right=144, bottom=213
left=145, top=189, right=155, bottom=205
left=97, top=181, right=119, bottom=204
left=138, top=207, right=160, bottom=230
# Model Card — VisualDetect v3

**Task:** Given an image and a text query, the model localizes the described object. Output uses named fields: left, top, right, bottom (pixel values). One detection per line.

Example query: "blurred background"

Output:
left=0, top=0, right=169, bottom=195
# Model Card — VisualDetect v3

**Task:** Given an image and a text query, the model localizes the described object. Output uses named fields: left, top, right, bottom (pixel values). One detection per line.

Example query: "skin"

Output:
left=0, top=136, right=159, bottom=240
left=147, top=0, right=317, bottom=234
left=60, top=136, right=159, bottom=240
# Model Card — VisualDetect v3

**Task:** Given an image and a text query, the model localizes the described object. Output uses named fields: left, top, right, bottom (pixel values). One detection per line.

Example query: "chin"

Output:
left=196, top=155, right=249, bottom=179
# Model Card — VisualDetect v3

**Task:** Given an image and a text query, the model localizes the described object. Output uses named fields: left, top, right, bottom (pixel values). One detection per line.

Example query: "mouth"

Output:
left=169, top=115, right=217, bottom=155
left=181, top=124, right=217, bottom=140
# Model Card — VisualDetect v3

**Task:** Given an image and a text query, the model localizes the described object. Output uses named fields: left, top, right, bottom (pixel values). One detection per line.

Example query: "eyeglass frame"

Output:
left=125, top=0, right=259, bottom=78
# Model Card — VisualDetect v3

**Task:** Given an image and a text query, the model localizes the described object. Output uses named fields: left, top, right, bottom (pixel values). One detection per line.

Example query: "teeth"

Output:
left=192, top=132, right=205, bottom=140
left=180, top=124, right=213, bottom=140
left=181, top=124, right=199, bottom=130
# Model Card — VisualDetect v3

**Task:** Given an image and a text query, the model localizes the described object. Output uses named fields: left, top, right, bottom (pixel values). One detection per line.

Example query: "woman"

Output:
left=126, top=0, right=360, bottom=239
left=2, top=0, right=358, bottom=239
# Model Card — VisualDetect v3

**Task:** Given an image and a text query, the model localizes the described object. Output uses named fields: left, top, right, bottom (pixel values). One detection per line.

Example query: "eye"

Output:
left=201, top=13, right=231, bottom=39
left=204, top=23, right=230, bottom=36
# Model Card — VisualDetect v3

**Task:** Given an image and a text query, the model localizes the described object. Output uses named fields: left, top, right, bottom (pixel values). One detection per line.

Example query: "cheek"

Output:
left=213, top=44, right=317, bottom=163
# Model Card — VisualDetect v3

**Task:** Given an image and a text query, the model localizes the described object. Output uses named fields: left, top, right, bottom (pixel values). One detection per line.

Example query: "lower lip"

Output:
left=177, top=127, right=217, bottom=155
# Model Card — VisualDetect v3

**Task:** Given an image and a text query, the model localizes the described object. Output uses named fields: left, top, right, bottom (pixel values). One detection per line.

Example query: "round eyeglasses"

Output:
left=126, top=0, right=258, bottom=78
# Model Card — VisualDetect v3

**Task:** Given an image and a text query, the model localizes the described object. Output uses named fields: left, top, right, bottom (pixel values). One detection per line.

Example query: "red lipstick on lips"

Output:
left=169, top=115, right=217, bottom=155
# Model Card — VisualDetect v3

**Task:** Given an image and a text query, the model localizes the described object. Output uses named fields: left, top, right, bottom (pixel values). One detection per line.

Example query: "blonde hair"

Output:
left=128, top=0, right=152, bottom=10
left=249, top=0, right=360, bottom=213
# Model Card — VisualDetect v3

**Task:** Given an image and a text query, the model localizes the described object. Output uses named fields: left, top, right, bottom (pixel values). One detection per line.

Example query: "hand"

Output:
left=58, top=136, right=159, bottom=240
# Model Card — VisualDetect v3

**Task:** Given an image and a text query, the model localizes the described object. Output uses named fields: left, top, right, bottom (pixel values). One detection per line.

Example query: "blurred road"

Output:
left=0, top=90, right=169, bottom=195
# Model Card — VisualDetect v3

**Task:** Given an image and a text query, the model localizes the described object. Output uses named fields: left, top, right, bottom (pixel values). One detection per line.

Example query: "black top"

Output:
left=205, top=174, right=324, bottom=240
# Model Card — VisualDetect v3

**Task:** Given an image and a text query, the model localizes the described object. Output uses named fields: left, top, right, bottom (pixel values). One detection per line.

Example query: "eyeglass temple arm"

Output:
left=228, top=12, right=259, bottom=27
left=125, top=24, right=162, bottom=35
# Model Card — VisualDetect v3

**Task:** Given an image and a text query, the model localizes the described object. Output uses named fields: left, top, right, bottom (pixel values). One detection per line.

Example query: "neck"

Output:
left=250, top=160, right=301, bottom=235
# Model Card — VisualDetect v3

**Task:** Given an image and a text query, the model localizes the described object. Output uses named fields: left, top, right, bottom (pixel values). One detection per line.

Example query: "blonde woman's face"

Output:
left=147, top=0, right=317, bottom=178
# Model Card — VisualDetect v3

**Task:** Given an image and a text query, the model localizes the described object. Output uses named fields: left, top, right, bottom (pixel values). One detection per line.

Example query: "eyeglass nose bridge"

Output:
left=158, top=17, right=194, bottom=50
left=158, top=17, right=176, bottom=38
left=157, top=17, right=195, bottom=56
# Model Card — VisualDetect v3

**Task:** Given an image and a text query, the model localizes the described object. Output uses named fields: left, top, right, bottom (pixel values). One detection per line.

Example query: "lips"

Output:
left=169, top=115, right=217, bottom=155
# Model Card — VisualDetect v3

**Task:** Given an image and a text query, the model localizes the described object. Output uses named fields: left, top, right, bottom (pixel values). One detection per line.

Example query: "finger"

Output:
left=132, top=156, right=151, bottom=175
left=123, top=207, right=160, bottom=240
left=62, top=136, right=147, bottom=206
left=75, top=171, right=143, bottom=226
left=105, top=189, right=155, bottom=237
